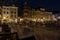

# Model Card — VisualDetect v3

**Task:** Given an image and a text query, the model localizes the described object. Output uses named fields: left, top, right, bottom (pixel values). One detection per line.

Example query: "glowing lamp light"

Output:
left=3, top=17, right=6, bottom=19
left=40, top=19, right=44, bottom=22
left=11, top=19, right=18, bottom=23
left=20, top=18, right=23, bottom=21
left=15, top=19, right=17, bottom=23
left=33, top=19, right=36, bottom=22
left=9, top=19, right=13, bottom=22
left=37, top=19, right=40, bottom=22
left=43, top=18, right=45, bottom=19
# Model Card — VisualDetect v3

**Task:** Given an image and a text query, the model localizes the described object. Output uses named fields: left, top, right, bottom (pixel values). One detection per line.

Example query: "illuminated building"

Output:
left=22, top=2, right=54, bottom=22
left=10, top=5, right=18, bottom=19
left=1, top=5, right=18, bottom=23
left=31, top=8, right=53, bottom=22
left=2, top=6, right=10, bottom=22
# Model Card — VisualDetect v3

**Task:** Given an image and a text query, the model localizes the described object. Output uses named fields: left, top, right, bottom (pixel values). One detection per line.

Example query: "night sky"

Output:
left=0, top=0, right=60, bottom=14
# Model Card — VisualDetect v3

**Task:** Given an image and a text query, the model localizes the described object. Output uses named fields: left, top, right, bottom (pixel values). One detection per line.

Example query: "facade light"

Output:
left=20, top=18, right=23, bottom=21
left=40, top=19, right=44, bottom=22
left=33, top=18, right=36, bottom=22
left=15, top=19, right=17, bottom=23
left=3, top=17, right=6, bottom=19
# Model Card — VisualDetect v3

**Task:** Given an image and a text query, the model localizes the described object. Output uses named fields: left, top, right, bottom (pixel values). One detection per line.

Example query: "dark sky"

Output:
left=0, top=0, right=60, bottom=12
left=18, top=0, right=60, bottom=11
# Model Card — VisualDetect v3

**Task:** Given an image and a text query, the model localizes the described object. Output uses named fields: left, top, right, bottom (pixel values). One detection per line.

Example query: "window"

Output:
left=11, top=11, right=13, bottom=13
left=4, top=11, right=5, bottom=13
left=7, top=12, right=9, bottom=14
left=15, top=15, right=16, bottom=18
left=0, top=12, right=1, bottom=14
left=14, top=12, right=16, bottom=14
